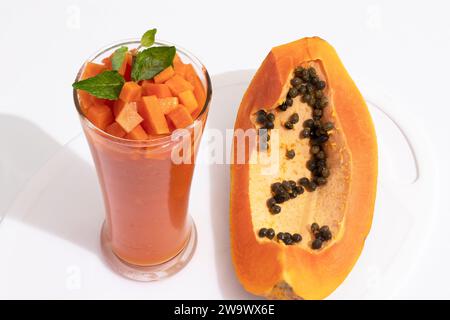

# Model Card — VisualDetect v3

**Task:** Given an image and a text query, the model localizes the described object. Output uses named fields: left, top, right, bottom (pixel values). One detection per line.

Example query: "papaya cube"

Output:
left=78, top=90, right=107, bottom=115
left=86, top=104, right=114, bottom=131
left=178, top=90, right=199, bottom=114
left=167, top=105, right=194, bottom=129
left=102, top=56, right=112, bottom=70
left=185, top=64, right=206, bottom=107
left=158, top=97, right=179, bottom=115
left=165, top=74, right=194, bottom=96
left=113, top=99, right=125, bottom=117
left=125, top=124, right=148, bottom=140
left=105, top=122, right=126, bottom=138
left=173, top=53, right=183, bottom=64
left=119, top=81, right=142, bottom=102
left=142, top=79, right=154, bottom=87
left=138, top=96, right=170, bottom=135
left=154, top=66, right=175, bottom=84
left=173, top=61, right=188, bottom=77
left=115, top=101, right=143, bottom=133
left=81, top=62, right=106, bottom=80
left=142, top=83, right=172, bottom=98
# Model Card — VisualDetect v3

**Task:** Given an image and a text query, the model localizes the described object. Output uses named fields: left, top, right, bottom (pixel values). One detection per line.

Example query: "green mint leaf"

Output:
left=111, top=46, right=128, bottom=71
left=131, top=46, right=176, bottom=81
left=72, top=70, right=125, bottom=100
left=141, top=28, right=157, bottom=47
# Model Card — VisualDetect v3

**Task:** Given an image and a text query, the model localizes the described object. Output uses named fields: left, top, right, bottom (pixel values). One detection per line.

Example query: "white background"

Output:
left=0, top=0, right=449, bottom=299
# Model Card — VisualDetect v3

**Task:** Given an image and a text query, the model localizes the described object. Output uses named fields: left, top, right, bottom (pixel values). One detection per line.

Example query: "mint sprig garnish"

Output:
left=141, top=28, right=157, bottom=47
left=73, top=28, right=175, bottom=100
left=72, top=70, right=125, bottom=100
left=131, top=46, right=176, bottom=82
left=111, top=46, right=128, bottom=71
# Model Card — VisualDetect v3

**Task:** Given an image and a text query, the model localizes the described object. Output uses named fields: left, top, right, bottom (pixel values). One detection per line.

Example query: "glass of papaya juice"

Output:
left=72, top=39, right=211, bottom=281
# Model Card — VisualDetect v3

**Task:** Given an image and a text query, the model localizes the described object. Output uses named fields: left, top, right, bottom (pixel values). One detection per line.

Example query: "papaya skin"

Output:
left=230, top=37, right=377, bottom=300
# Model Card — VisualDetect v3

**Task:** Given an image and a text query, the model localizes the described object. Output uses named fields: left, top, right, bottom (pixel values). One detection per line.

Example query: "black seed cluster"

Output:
left=295, top=66, right=334, bottom=188
left=258, top=227, right=275, bottom=239
left=283, top=112, right=299, bottom=130
left=300, top=119, right=333, bottom=186
left=256, top=109, right=275, bottom=151
left=291, top=67, right=328, bottom=116
left=277, top=232, right=302, bottom=245
left=259, top=228, right=302, bottom=246
left=257, top=66, right=336, bottom=248
left=298, top=176, right=317, bottom=192
left=255, top=109, right=275, bottom=130
left=267, top=180, right=304, bottom=214
left=310, top=223, right=332, bottom=250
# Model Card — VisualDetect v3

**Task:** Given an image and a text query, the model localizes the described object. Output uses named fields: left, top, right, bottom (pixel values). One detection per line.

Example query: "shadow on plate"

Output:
left=0, top=115, right=60, bottom=222
left=0, top=113, right=103, bottom=254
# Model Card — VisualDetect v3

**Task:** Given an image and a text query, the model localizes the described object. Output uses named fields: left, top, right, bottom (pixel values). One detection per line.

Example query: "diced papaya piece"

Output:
left=125, top=124, right=148, bottom=140
left=142, top=79, right=154, bottom=86
left=105, top=122, right=127, bottom=138
left=119, top=81, right=142, bottom=102
left=113, top=99, right=125, bottom=118
left=165, top=74, right=194, bottom=96
left=173, top=53, right=183, bottom=64
left=154, top=66, right=175, bottom=84
left=178, top=90, right=199, bottom=114
left=158, top=97, right=179, bottom=115
left=173, top=61, right=188, bottom=77
left=78, top=90, right=108, bottom=115
left=113, top=99, right=138, bottom=117
left=167, top=105, right=194, bottom=129
left=113, top=99, right=125, bottom=117
left=86, top=104, right=114, bottom=131
left=185, top=64, right=206, bottom=108
left=77, top=90, right=91, bottom=114
left=115, top=101, right=143, bottom=133
left=142, top=83, right=172, bottom=98
left=102, top=56, right=112, bottom=70
left=138, top=96, right=170, bottom=135
left=81, top=62, right=106, bottom=80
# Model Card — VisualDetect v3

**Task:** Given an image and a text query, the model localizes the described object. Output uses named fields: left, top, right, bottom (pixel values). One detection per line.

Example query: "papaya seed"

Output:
left=278, top=102, right=288, bottom=111
left=311, top=223, right=320, bottom=233
left=269, top=205, right=281, bottom=215
left=303, top=119, right=314, bottom=128
left=266, top=228, right=275, bottom=240
left=291, top=77, right=302, bottom=87
left=312, top=238, right=323, bottom=250
left=289, top=113, right=299, bottom=124
left=284, top=121, right=294, bottom=130
left=292, top=233, right=302, bottom=243
left=286, top=149, right=295, bottom=160
left=258, top=228, right=268, bottom=238
left=299, top=177, right=310, bottom=187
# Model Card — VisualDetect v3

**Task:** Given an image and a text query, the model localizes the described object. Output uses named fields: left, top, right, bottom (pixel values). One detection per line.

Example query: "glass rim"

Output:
left=73, top=38, right=212, bottom=147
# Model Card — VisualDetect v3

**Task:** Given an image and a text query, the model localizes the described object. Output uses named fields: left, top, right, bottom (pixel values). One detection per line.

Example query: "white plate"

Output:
left=0, top=70, right=439, bottom=299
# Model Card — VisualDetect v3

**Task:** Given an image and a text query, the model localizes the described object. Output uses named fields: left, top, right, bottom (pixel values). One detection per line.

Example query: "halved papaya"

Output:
left=230, top=37, right=377, bottom=300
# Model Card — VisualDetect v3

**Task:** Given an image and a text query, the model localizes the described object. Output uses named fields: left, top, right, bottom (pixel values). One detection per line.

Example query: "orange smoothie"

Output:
left=73, top=31, right=210, bottom=275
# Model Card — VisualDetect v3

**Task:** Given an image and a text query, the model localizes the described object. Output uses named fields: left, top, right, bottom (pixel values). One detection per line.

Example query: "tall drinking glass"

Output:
left=73, top=40, right=211, bottom=281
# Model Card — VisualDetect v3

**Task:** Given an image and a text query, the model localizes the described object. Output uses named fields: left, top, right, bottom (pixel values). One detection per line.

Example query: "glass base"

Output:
left=100, top=218, right=197, bottom=282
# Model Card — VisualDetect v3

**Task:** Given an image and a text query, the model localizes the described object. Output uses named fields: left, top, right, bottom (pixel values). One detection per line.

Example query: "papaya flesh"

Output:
left=230, top=37, right=377, bottom=300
